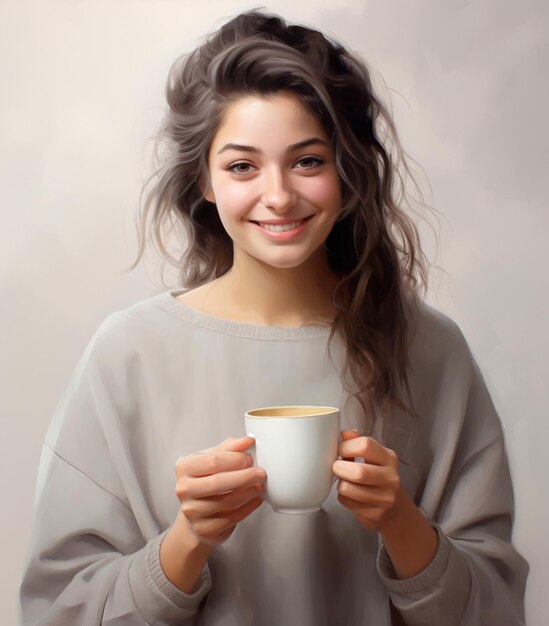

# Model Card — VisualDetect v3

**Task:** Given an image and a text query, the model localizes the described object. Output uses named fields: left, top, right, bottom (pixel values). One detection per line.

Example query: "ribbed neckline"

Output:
left=157, top=288, right=333, bottom=340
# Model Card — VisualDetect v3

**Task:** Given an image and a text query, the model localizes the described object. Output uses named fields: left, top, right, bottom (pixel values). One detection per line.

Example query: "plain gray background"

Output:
left=1, top=1, right=547, bottom=624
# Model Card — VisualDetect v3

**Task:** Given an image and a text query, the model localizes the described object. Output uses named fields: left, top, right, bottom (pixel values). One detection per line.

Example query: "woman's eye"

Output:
left=228, top=162, right=254, bottom=175
left=296, top=156, right=323, bottom=169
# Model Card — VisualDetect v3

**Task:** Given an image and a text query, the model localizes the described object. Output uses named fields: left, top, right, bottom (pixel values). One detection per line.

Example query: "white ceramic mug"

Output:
left=244, top=405, right=340, bottom=514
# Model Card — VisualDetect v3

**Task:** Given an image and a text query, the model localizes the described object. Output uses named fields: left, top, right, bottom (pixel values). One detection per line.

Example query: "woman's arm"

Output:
left=333, top=337, right=528, bottom=625
left=19, top=313, right=213, bottom=625
left=378, top=488, right=439, bottom=579
left=20, top=444, right=212, bottom=625
left=377, top=432, right=528, bottom=626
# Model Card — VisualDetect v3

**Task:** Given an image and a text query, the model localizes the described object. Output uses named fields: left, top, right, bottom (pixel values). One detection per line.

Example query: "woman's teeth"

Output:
left=258, top=219, right=304, bottom=232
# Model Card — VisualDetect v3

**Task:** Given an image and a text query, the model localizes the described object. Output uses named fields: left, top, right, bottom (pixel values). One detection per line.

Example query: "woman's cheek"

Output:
left=304, top=174, right=342, bottom=208
left=223, top=182, right=258, bottom=215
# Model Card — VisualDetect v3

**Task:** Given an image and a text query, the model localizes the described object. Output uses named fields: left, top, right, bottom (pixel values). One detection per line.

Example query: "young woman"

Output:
left=20, top=9, right=528, bottom=625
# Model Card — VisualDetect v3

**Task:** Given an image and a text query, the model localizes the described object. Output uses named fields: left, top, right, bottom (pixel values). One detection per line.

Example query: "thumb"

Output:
left=340, top=429, right=361, bottom=462
left=341, top=429, right=361, bottom=441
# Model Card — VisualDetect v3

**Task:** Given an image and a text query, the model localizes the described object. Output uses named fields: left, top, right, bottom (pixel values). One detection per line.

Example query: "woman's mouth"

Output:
left=249, top=215, right=314, bottom=240
left=252, top=215, right=314, bottom=230
left=256, top=218, right=307, bottom=232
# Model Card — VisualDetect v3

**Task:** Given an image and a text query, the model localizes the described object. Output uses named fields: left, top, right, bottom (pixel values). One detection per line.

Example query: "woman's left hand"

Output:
left=332, top=429, right=404, bottom=533
left=333, top=429, right=439, bottom=579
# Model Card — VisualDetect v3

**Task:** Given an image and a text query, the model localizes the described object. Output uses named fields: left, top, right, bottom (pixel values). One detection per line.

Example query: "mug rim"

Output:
left=245, top=405, right=339, bottom=419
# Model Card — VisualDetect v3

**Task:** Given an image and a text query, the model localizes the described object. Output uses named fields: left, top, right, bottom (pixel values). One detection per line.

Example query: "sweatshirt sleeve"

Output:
left=19, top=313, right=212, bottom=625
left=375, top=322, right=529, bottom=626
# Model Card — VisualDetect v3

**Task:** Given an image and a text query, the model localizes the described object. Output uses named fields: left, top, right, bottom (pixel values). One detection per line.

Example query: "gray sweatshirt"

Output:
left=19, top=289, right=528, bottom=625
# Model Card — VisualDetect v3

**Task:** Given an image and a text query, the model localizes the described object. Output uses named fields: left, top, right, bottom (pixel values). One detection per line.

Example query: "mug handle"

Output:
left=332, top=431, right=344, bottom=485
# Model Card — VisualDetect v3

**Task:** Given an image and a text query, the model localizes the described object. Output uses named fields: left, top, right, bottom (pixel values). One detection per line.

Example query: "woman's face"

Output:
left=203, top=91, right=342, bottom=271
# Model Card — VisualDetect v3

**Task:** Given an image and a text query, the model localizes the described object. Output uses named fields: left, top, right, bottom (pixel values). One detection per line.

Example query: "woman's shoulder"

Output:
left=81, top=291, right=181, bottom=362
left=406, top=300, right=507, bottom=459
left=408, top=298, right=473, bottom=371
left=413, top=299, right=466, bottom=341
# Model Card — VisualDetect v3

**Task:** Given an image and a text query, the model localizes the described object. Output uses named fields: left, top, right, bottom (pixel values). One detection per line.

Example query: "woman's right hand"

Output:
left=174, top=435, right=266, bottom=549
left=160, top=436, right=265, bottom=592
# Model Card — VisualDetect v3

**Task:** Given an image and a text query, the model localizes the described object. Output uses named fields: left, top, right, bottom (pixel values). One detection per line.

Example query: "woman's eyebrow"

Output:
left=216, top=137, right=329, bottom=155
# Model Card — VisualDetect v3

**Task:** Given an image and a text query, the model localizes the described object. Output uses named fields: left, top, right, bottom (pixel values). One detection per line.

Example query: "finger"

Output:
left=179, top=449, right=253, bottom=478
left=197, top=435, right=256, bottom=456
left=190, top=515, right=236, bottom=547
left=336, top=493, right=387, bottom=522
left=192, top=495, right=263, bottom=543
left=211, top=492, right=264, bottom=523
left=338, top=430, right=361, bottom=461
left=338, top=436, right=397, bottom=466
left=217, top=435, right=257, bottom=453
left=337, top=480, right=391, bottom=505
left=185, top=466, right=266, bottom=498
left=332, top=460, right=393, bottom=486
left=182, top=484, right=264, bottom=521
left=341, top=429, right=361, bottom=441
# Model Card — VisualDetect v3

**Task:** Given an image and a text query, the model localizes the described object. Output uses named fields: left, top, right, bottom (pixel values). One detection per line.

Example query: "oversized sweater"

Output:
left=19, top=288, right=529, bottom=625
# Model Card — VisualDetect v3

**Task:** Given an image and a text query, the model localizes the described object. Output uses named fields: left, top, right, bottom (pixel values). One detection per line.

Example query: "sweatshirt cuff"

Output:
left=128, top=531, right=212, bottom=623
left=377, top=522, right=470, bottom=600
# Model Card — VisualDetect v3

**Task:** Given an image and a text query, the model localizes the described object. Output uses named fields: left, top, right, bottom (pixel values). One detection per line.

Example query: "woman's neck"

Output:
left=202, top=252, right=341, bottom=327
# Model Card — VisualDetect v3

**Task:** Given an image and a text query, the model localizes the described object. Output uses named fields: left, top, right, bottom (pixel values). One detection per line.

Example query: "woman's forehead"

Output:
left=210, top=92, right=329, bottom=152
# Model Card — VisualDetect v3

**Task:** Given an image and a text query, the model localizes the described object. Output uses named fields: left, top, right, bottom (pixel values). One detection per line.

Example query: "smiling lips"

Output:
left=251, top=215, right=313, bottom=232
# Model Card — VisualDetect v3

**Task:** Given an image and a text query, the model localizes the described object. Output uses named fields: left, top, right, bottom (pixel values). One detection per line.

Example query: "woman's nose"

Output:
left=261, top=168, right=297, bottom=212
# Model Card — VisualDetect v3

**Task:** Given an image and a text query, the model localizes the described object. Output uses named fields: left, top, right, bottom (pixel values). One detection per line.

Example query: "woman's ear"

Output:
left=198, top=175, right=215, bottom=203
